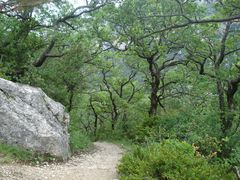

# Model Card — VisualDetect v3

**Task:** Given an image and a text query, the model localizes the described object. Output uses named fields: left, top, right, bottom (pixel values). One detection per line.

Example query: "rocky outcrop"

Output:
left=0, top=78, right=70, bottom=160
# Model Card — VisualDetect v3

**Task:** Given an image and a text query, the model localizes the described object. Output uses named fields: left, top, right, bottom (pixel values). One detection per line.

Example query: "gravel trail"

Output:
left=0, top=142, right=124, bottom=180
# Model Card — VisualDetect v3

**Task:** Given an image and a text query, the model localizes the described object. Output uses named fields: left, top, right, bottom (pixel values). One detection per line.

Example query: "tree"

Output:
left=186, top=21, right=240, bottom=157
left=93, top=0, right=196, bottom=116
left=0, top=0, right=110, bottom=82
left=87, top=53, right=142, bottom=132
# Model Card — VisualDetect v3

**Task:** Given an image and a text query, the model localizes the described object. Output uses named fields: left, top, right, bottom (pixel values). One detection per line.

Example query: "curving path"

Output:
left=0, top=142, right=124, bottom=180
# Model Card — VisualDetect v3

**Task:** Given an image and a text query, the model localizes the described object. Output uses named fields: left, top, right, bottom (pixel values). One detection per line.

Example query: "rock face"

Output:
left=0, top=78, right=70, bottom=160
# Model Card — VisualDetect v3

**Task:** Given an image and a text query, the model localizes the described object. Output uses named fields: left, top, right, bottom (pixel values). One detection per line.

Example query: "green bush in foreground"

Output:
left=118, top=140, right=235, bottom=180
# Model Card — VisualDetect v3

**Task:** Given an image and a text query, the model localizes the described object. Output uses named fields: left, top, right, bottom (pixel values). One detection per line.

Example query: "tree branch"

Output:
left=33, top=38, right=57, bottom=67
left=140, top=15, right=240, bottom=39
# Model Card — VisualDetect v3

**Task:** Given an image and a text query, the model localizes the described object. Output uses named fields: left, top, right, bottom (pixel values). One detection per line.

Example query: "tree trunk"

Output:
left=122, top=113, right=128, bottom=132
left=148, top=59, right=160, bottom=116
left=94, top=117, right=98, bottom=136
left=111, top=112, right=119, bottom=131
left=111, top=122, right=115, bottom=131
left=67, top=90, right=74, bottom=112
left=89, top=97, right=98, bottom=136
left=226, top=80, right=238, bottom=111
left=216, top=78, right=239, bottom=158
left=149, top=83, right=159, bottom=116
left=216, top=80, right=227, bottom=134
left=224, top=79, right=239, bottom=133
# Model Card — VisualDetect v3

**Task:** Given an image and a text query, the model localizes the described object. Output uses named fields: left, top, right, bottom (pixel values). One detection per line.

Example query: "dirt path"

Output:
left=0, top=142, right=124, bottom=180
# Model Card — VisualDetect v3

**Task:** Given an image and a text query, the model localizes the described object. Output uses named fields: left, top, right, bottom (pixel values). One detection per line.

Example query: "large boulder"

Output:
left=0, top=78, right=70, bottom=160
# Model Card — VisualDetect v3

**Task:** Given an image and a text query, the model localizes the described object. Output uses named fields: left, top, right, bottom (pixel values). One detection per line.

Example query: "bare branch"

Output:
left=225, top=47, right=240, bottom=56
left=33, top=38, right=57, bottom=67
left=140, top=15, right=240, bottom=39
left=216, top=22, right=231, bottom=66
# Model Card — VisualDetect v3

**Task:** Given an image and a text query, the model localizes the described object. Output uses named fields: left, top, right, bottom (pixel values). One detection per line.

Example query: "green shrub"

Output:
left=127, top=108, right=222, bottom=145
left=118, top=140, right=235, bottom=180
left=194, top=135, right=222, bottom=158
left=68, top=110, right=92, bottom=153
left=69, top=131, right=91, bottom=153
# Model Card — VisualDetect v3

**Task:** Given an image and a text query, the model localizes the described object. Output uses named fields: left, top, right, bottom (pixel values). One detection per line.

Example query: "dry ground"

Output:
left=0, top=142, right=124, bottom=180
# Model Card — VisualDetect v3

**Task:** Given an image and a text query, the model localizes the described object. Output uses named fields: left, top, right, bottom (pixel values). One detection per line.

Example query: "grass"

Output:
left=0, top=131, right=130, bottom=165
left=0, top=142, right=59, bottom=165
left=0, top=142, right=34, bottom=163
left=0, top=130, right=93, bottom=164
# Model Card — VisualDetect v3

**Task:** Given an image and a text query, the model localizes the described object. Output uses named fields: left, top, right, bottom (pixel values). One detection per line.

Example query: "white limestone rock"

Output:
left=0, top=78, right=70, bottom=160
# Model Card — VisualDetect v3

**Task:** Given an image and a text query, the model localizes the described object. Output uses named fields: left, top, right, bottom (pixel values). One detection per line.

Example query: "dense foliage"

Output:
left=118, top=140, right=235, bottom=179
left=0, top=0, right=240, bottom=178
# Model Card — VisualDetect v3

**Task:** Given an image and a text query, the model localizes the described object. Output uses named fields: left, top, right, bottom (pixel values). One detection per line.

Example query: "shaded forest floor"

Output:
left=0, top=142, right=124, bottom=180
